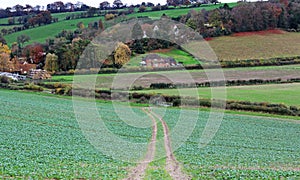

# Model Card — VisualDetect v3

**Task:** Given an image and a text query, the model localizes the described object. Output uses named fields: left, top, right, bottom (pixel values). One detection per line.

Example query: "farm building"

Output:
left=141, top=54, right=178, bottom=68
left=29, top=69, right=52, bottom=80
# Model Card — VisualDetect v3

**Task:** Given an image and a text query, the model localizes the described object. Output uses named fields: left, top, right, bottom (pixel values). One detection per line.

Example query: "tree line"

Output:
left=180, top=0, right=300, bottom=38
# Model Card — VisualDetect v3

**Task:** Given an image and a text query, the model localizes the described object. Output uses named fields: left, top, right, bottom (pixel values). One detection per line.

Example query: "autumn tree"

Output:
left=113, top=42, right=131, bottom=68
left=77, top=22, right=85, bottom=29
left=0, top=53, right=10, bottom=71
left=0, top=44, right=13, bottom=72
left=44, top=53, right=58, bottom=72
left=0, top=43, right=11, bottom=54
left=22, top=43, right=45, bottom=64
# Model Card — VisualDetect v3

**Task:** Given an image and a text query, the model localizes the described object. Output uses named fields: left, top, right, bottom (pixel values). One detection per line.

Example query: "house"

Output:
left=141, top=54, right=178, bottom=68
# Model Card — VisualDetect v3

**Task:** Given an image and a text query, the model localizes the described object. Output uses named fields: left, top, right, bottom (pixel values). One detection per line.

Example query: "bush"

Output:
left=0, top=76, right=10, bottom=84
left=24, top=83, right=44, bottom=91
left=105, top=14, right=115, bottom=21
left=139, top=6, right=147, bottom=12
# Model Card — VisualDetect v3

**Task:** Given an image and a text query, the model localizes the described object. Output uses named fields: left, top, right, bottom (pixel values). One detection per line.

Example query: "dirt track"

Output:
left=124, top=108, right=189, bottom=180
left=124, top=109, right=158, bottom=180
left=150, top=110, right=189, bottom=180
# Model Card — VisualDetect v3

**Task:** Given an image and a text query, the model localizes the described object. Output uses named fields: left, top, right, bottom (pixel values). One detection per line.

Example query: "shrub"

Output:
left=139, top=6, right=147, bottom=12
left=105, top=14, right=115, bottom=21
left=0, top=76, right=10, bottom=84
left=24, top=83, right=44, bottom=91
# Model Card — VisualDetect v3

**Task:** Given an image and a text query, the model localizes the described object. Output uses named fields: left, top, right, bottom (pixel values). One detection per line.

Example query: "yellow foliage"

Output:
left=0, top=53, right=16, bottom=72
left=114, top=42, right=131, bottom=67
left=0, top=43, right=11, bottom=54
left=105, top=13, right=115, bottom=21
left=45, top=53, right=58, bottom=72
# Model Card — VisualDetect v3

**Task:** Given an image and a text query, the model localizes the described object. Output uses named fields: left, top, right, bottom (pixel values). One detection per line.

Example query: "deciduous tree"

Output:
left=44, top=53, right=58, bottom=72
left=113, top=42, right=131, bottom=68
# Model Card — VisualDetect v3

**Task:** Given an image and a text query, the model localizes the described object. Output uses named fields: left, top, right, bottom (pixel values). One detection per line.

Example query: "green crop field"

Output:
left=155, top=107, right=300, bottom=178
left=135, top=83, right=300, bottom=107
left=0, top=89, right=299, bottom=178
left=0, top=89, right=152, bottom=178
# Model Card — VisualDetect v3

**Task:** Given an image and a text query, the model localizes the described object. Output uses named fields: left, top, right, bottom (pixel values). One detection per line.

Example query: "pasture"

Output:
left=127, top=48, right=200, bottom=67
left=0, top=89, right=299, bottom=179
left=136, top=83, right=300, bottom=107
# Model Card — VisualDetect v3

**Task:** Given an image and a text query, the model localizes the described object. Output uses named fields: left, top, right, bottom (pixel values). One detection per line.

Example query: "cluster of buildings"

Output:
left=140, top=54, right=180, bottom=68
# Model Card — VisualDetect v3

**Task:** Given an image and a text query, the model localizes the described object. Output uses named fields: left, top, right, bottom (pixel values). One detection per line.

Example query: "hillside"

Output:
left=1, top=3, right=237, bottom=45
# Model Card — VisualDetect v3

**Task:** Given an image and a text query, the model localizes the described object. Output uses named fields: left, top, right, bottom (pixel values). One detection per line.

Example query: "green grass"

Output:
left=136, top=83, right=300, bottom=107
left=156, top=49, right=200, bottom=65
left=127, top=3, right=237, bottom=19
left=51, top=11, right=86, bottom=21
left=126, top=48, right=200, bottom=67
left=3, top=16, right=104, bottom=45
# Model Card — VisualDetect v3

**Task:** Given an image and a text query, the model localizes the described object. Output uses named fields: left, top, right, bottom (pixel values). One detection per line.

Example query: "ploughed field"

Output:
left=0, top=89, right=299, bottom=179
left=208, top=30, right=300, bottom=61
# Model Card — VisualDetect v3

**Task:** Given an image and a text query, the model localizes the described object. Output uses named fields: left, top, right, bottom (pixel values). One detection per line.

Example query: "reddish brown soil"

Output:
left=204, top=37, right=213, bottom=41
left=232, top=29, right=285, bottom=37
left=149, top=48, right=173, bottom=53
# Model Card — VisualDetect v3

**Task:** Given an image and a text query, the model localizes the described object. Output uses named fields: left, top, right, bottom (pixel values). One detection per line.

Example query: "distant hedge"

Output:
left=52, top=56, right=300, bottom=76
left=149, top=78, right=300, bottom=89
left=8, top=82, right=299, bottom=117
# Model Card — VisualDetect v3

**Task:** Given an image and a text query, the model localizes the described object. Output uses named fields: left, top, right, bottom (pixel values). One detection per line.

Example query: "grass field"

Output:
left=0, top=89, right=299, bottom=178
left=135, top=83, right=300, bottom=107
left=127, top=48, right=200, bottom=67
left=3, top=16, right=104, bottom=45
left=2, top=3, right=237, bottom=46
left=208, top=30, right=300, bottom=61
left=127, top=3, right=237, bottom=19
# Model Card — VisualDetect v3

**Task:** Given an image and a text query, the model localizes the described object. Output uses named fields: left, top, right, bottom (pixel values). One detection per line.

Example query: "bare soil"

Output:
left=124, top=108, right=189, bottom=180
left=124, top=109, right=157, bottom=180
